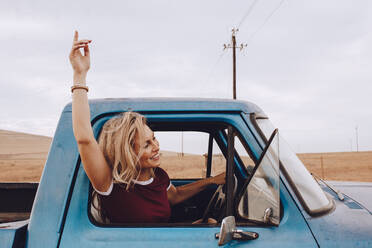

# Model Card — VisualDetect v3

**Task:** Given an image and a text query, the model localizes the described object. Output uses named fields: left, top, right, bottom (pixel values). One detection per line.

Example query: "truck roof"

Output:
left=63, top=98, right=265, bottom=115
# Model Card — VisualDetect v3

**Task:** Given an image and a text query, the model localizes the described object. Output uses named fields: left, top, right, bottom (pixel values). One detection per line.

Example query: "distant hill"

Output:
left=0, top=130, right=52, bottom=154
left=297, top=151, right=372, bottom=182
left=0, top=130, right=52, bottom=182
left=0, top=130, right=371, bottom=182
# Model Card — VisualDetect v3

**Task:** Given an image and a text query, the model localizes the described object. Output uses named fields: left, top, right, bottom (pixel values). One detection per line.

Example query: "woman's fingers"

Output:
left=74, top=40, right=92, bottom=46
left=71, top=30, right=91, bottom=55
left=72, top=44, right=88, bottom=50
left=73, top=30, right=79, bottom=42
left=71, top=39, right=92, bottom=55
left=83, top=43, right=90, bottom=57
left=72, top=42, right=91, bottom=52
left=69, top=31, right=91, bottom=73
left=70, top=45, right=83, bottom=57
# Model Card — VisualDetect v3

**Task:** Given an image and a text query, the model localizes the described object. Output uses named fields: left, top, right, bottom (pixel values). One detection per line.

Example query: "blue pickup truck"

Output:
left=1, top=98, right=371, bottom=247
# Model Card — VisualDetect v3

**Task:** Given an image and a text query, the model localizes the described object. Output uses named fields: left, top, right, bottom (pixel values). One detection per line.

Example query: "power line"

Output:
left=245, top=0, right=285, bottom=46
left=203, top=0, right=285, bottom=90
left=237, top=0, right=260, bottom=29
left=203, top=51, right=226, bottom=86
left=206, top=51, right=226, bottom=78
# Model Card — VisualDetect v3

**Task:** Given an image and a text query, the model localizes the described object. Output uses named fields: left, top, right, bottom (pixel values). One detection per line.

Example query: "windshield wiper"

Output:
left=312, top=173, right=344, bottom=201
left=312, top=173, right=372, bottom=215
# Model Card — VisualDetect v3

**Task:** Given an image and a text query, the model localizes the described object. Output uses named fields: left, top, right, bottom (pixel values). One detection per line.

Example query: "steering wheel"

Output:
left=201, top=175, right=237, bottom=223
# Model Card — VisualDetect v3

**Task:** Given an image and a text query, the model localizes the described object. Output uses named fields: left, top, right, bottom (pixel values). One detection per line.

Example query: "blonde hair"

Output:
left=98, top=111, right=154, bottom=190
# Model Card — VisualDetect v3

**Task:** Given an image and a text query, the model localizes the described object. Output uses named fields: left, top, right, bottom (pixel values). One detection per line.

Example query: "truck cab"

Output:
left=1, top=98, right=371, bottom=247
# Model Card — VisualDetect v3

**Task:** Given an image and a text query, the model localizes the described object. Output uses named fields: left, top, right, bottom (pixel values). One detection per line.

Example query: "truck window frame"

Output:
left=86, top=111, right=263, bottom=227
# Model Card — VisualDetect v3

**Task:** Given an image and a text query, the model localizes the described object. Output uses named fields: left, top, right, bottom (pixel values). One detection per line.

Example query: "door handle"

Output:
left=215, top=229, right=259, bottom=241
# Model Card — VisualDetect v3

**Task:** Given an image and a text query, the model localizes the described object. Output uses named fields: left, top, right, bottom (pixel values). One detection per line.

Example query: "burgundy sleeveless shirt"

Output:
left=100, top=168, right=171, bottom=223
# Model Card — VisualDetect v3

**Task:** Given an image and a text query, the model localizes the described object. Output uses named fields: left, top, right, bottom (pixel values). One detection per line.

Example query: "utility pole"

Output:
left=355, top=126, right=359, bottom=152
left=181, top=131, right=184, bottom=157
left=224, top=28, right=246, bottom=100
left=320, top=154, right=325, bottom=180
left=349, top=138, right=353, bottom=152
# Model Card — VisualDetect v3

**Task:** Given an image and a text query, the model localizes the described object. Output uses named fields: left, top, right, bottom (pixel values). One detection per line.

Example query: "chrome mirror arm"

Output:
left=263, top=207, right=272, bottom=224
left=216, top=216, right=259, bottom=246
left=232, top=229, right=259, bottom=240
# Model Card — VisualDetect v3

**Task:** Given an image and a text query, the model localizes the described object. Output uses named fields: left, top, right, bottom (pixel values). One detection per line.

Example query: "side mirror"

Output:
left=217, top=216, right=235, bottom=246
left=216, top=216, right=259, bottom=246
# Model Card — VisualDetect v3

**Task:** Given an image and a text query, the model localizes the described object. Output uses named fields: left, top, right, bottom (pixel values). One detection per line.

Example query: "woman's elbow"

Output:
left=75, top=136, right=93, bottom=145
left=73, top=130, right=95, bottom=145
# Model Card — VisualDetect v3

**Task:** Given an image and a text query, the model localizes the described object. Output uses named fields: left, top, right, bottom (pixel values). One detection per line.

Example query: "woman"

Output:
left=69, top=31, right=225, bottom=223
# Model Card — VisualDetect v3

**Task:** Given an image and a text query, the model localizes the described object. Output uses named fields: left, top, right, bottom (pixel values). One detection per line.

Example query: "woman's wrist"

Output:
left=73, top=72, right=87, bottom=85
left=205, top=176, right=214, bottom=185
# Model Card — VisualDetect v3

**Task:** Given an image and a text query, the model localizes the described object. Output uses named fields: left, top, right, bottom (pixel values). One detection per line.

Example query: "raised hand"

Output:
left=69, top=31, right=92, bottom=77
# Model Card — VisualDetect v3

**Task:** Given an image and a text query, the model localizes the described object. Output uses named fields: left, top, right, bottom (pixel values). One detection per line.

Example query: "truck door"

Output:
left=58, top=113, right=318, bottom=247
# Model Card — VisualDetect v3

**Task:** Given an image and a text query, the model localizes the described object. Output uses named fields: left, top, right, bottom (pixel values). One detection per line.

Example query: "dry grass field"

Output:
left=297, top=151, right=372, bottom=182
left=1, top=130, right=372, bottom=182
left=0, top=130, right=51, bottom=182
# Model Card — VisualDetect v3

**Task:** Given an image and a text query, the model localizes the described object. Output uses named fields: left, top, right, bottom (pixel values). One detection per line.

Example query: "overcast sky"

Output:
left=1, top=0, right=371, bottom=153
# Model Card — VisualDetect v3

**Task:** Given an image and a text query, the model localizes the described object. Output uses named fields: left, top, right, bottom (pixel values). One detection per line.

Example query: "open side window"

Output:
left=154, top=131, right=226, bottom=180
left=89, top=115, right=259, bottom=227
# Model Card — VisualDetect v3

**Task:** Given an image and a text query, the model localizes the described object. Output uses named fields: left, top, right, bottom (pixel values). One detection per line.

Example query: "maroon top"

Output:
left=100, top=167, right=171, bottom=223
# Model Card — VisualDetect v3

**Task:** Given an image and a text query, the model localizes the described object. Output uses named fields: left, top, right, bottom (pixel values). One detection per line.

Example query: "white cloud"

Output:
left=0, top=15, right=52, bottom=35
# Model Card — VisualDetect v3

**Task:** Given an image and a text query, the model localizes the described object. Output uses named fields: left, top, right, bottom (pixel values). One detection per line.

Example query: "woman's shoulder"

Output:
left=154, top=167, right=170, bottom=183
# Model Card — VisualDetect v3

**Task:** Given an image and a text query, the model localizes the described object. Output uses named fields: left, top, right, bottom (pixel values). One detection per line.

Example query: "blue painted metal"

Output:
left=0, top=228, right=17, bottom=248
left=303, top=183, right=372, bottom=247
left=0, top=220, right=28, bottom=248
left=63, top=98, right=265, bottom=115
left=27, top=110, right=80, bottom=248
left=58, top=100, right=317, bottom=247
left=240, top=113, right=266, bottom=152
left=327, top=181, right=372, bottom=212
left=1, top=97, right=367, bottom=247
left=58, top=151, right=317, bottom=248
left=306, top=200, right=372, bottom=247
left=24, top=98, right=265, bottom=247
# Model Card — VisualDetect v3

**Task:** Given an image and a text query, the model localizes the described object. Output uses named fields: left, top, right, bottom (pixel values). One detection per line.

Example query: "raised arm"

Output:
left=69, top=31, right=112, bottom=192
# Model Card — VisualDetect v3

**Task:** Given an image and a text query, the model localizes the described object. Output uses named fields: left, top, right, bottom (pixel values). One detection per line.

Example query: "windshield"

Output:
left=255, top=117, right=333, bottom=216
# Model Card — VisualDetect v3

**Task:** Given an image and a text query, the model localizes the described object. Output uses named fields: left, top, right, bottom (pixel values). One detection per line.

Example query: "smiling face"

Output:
left=134, top=125, right=161, bottom=169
